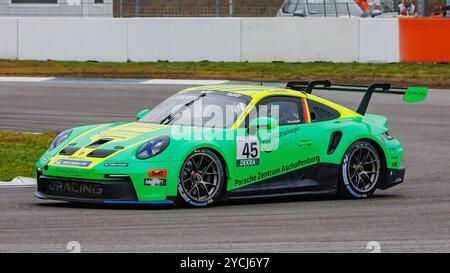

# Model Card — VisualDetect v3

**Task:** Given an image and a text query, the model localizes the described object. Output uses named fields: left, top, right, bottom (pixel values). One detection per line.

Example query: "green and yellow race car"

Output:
left=34, top=81, right=427, bottom=207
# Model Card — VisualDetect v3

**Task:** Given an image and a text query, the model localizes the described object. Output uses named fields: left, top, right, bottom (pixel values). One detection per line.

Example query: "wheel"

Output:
left=339, top=141, right=382, bottom=199
left=177, top=149, right=225, bottom=207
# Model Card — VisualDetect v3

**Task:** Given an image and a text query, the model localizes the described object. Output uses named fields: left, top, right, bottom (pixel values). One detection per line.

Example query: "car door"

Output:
left=231, top=96, right=319, bottom=191
left=255, top=96, right=311, bottom=171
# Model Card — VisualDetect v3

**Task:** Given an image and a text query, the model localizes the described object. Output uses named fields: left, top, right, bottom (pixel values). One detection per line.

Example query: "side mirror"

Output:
left=249, top=116, right=279, bottom=133
left=136, top=109, right=150, bottom=120
left=293, top=10, right=305, bottom=17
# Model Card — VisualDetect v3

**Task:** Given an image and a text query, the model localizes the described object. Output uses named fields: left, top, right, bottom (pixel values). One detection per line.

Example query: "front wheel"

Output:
left=339, top=141, right=382, bottom=199
left=177, top=149, right=225, bottom=207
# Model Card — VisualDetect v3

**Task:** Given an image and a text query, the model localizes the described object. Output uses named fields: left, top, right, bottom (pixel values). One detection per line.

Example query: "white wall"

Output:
left=128, top=18, right=242, bottom=62
left=18, top=18, right=127, bottom=62
left=359, top=18, right=399, bottom=63
left=0, top=18, right=18, bottom=60
left=0, top=17, right=402, bottom=63
left=241, top=17, right=360, bottom=62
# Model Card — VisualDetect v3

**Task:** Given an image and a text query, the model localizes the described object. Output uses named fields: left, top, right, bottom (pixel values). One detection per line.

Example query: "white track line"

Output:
left=0, top=77, right=229, bottom=85
left=0, top=77, right=55, bottom=82
left=0, top=177, right=36, bottom=187
left=142, top=79, right=228, bottom=85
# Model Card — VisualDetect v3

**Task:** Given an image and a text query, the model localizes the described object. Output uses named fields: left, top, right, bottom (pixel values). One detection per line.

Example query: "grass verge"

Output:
left=0, top=60, right=449, bottom=88
left=0, top=131, right=56, bottom=181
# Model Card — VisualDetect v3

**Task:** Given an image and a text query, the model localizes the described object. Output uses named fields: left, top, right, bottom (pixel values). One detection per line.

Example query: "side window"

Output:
left=307, top=99, right=340, bottom=122
left=257, top=96, right=303, bottom=126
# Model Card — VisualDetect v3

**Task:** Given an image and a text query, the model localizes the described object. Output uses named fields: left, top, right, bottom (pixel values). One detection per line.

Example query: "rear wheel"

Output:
left=339, top=141, right=382, bottom=199
left=177, top=149, right=225, bottom=207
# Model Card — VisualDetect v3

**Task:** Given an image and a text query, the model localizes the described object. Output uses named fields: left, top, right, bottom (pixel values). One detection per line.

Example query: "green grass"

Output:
left=0, top=132, right=56, bottom=181
left=0, top=60, right=449, bottom=88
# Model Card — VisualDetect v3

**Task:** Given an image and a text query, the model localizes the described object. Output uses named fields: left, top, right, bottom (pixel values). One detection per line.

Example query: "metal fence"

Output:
left=113, top=0, right=447, bottom=18
left=0, top=2, right=113, bottom=17
left=0, top=0, right=447, bottom=17
left=113, top=0, right=284, bottom=17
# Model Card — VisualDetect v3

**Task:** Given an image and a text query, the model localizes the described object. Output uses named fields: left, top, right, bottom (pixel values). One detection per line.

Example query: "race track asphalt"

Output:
left=0, top=81, right=449, bottom=252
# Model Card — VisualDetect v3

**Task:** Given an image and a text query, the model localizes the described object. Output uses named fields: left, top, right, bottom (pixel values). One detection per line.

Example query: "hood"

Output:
left=47, top=122, right=171, bottom=168
left=88, top=122, right=168, bottom=142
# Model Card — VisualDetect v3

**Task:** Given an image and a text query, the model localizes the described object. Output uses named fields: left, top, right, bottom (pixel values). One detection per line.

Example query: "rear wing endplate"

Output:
left=286, top=80, right=428, bottom=115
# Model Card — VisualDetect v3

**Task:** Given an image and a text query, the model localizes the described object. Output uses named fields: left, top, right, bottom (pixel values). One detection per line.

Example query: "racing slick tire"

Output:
left=338, top=141, right=383, bottom=199
left=177, top=149, right=225, bottom=207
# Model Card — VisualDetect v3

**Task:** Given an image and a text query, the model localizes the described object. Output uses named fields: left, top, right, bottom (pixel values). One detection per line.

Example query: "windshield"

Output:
left=138, top=91, right=251, bottom=128
left=282, top=0, right=362, bottom=16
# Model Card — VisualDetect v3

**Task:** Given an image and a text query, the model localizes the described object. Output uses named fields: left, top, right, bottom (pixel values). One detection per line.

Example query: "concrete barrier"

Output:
left=0, top=18, right=18, bottom=60
left=18, top=18, right=127, bottom=62
left=241, top=17, right=359, bottom=62
left=0, top=17, right=448, bottom=63
left=128, top=18, right=242, bottom=62
left=400, top=18, right=450, bottom=63
left=359, top=18, right=399, bottom=63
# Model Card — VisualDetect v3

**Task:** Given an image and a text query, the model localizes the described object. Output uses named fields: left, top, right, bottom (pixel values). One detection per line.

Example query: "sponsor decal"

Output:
left=148, top=169, right=167, bottom=178
left=238, top=158, right=260, bottom=167
left=280, top=156, right=320, bottom=172
left=144, top=178, right=166, bottom=186
left=104, top=163, right=129, bottom=167
left=390, top=155, right=399, bottom=167
left=236, top=136, right=260, bottom=167
left=227, top=92, right=242, bottom=98
left=55, top=159, right=92, bottom=167
left=234, top=156, right=321, bottom=187
left=279, top=127, right=301, bottom=138
left=260, top=127, right=301, bottom=147
left=234, top=175, right=257, bottom=187
left=53, top=168, right=83, bottom=177
left=47, top=181, right=103, bottom=195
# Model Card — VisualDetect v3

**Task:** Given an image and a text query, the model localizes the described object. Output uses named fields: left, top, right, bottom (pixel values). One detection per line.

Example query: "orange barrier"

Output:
left=399, top=18, right=450, bottom=63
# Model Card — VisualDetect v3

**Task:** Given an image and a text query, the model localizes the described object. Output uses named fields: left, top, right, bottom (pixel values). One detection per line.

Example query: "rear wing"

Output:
left=286, top=80, right=428, bottom=115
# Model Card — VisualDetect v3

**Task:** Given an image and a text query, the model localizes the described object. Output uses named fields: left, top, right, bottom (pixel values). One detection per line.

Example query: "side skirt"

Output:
left=224, top=163, right=339, bottom=201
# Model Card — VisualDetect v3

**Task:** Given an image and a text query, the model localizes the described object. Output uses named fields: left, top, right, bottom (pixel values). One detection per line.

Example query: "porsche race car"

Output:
left=34, top=81, right=428, bottom=207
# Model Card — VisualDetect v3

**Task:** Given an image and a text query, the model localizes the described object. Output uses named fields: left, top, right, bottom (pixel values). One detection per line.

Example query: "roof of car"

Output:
left=182, top=84, right=359, bottom=119
left=182, top=84, right=305, bottom=97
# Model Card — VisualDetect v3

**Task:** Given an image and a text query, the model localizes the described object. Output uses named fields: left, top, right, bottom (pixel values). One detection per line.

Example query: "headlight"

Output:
left=136, top=136, right=170, bottom=159
left=49, top=129, right=72, bottom=150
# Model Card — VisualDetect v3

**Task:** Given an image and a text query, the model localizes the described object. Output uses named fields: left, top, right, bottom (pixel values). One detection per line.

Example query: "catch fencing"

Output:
left=0, top=0, right=447, bottom=18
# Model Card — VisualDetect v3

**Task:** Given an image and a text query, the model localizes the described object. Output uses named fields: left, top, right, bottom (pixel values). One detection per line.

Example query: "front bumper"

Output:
left=379, top=167, right=405, bottom=190
left=34, top=175, right=175, bottom=205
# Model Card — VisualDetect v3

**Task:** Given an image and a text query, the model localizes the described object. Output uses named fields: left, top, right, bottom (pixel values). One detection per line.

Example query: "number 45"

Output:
left=243, top=142, right=258, bottom=158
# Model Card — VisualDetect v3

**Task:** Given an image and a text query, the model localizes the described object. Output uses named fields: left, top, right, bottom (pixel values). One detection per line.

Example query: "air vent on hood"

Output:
left=87, top=149, right=117, bottom=158
left=86, top=138, right=112, bottom=149
left=59, top=147, right=80, bottom=156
